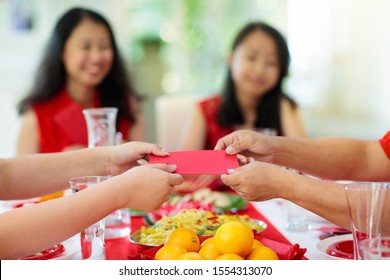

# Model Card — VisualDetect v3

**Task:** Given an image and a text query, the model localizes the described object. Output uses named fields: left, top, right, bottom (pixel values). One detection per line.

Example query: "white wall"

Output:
left=287, top=0, right=389, bottom=139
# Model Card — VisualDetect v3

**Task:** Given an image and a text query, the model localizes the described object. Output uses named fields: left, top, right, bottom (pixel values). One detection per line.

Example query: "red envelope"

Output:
left=149, top=150, right=239, bottom=175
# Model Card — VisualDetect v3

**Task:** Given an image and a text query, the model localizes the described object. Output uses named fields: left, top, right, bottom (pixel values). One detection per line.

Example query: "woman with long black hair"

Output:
left=17, top=7, right=146, bottom=154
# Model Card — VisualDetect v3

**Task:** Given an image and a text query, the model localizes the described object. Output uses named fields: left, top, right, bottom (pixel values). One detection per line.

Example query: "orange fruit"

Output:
left=177, top=252, right=204, bottom=260
left=199, top=239, right=221, bottom=260
left=214, top=221, right=254, bottom=257
left=252, top=239, right=263, bottom=249
left=245, top=246, right=279, bottom=260
left=216, top=253, right=243, bottom=260
left=165, top=228, right=200, bottom=252
left=155, top=245, right=187, bottom=260
left=200, top=237, right=214, bottom=248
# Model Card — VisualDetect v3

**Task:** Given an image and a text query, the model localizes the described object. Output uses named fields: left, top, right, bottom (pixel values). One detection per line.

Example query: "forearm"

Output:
left=281, top=175, right=351, bottom=229
left=272, top=137, right=389, bottom=181
left=0, top=148, right=109, bottom=199
left=0, top=179, right=121, bottom=259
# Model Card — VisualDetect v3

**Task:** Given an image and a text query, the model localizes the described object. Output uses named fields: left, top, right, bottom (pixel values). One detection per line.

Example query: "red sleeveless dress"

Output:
left=198, top=95, right=233, bottom=150
left=33, top=88, right=131, bottom=153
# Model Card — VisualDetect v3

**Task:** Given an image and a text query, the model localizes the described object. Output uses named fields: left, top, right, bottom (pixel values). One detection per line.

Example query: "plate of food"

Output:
left=316, top=234, right=354, bottom=260
left=131, top=209, right=266, bottom=247
left=174, top=188, right=247, bottom=212
left=146, top=189, right=247, bottom=224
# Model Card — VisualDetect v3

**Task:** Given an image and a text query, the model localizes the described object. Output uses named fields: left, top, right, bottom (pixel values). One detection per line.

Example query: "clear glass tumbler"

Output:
left=69, top=176, right=110, bottom=260
left=82, top=107, right=131, bottom=239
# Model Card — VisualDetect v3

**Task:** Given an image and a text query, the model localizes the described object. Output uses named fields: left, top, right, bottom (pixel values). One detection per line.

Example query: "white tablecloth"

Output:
left=252, top=199, right=341, bottom=260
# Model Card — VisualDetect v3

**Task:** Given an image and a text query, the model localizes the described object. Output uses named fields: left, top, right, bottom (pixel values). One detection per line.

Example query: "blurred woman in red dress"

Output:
left=17, top=7, right=146, bottom=154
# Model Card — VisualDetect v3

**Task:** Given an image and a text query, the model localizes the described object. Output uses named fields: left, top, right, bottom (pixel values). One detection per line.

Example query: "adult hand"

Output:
left=220, top=161, right=293, bottom=201
left=214, top=130, right=275, bottom=163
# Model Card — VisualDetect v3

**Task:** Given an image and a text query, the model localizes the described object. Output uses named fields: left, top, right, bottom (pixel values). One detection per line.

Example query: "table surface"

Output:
left=0, top=197, right=340, bottom=260
left=252, top=199, right=337, bottom=260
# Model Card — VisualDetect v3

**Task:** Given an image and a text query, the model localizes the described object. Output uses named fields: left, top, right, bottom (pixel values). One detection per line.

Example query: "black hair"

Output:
left=217, top=21, right=297, bottom=136
left=17, top=7, right=137, bottom=125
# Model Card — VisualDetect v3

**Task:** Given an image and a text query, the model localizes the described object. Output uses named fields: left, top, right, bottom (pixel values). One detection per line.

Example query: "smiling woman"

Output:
left=178, top=21, right=306, bottom=153
left=15, top=7, right=146, bottom=156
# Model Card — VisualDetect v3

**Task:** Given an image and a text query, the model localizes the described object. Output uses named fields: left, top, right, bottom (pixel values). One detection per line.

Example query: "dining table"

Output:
left=0, top=196, right=340, bottom=260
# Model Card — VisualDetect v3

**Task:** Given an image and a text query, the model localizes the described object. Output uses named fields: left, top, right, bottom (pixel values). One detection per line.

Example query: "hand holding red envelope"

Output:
left=149, top=150, right=239, bottom=175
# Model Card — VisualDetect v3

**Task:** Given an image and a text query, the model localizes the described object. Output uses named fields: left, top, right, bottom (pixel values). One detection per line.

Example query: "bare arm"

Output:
left=129, top=98, right=147, bottom=141
left=16, top=110, right=40, bottom=154
left=280, top=99, right=306, bottom=138
left=0, top=164, right=183, bottom=259
left=215, top=130, right=390, bottom=181
left=0, top=142, right=169, bottom=200
left=220, top=162, right=352, bottom=230
left=0, top=149, right=108, bottom=199
left=273, top=136, right=390, bottom=181
left=177, top=105, right=207, bottom=150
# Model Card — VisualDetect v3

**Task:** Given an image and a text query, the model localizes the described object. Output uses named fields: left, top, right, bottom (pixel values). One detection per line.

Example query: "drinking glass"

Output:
left=284, top=200, right=312, bottom=232
left=344, top=182, right=390, bottom=259
left=69, top=176, right=110, bottom=260
left=82, top=107, right=131, bottom=239
left=83, top=108, right=117, bottom=148
left=284, top=168, right=312, bottom=231
left=359, top=237, right=390, bottom=260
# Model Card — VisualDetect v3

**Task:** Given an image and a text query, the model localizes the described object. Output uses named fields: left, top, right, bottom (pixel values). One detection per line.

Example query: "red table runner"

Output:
left=105, top=203, right=305, bottom=260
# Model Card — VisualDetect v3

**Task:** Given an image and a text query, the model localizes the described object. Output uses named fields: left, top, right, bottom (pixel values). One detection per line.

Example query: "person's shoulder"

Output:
left=34, top=89, right=71, bottom=112
left=281, top=93, right=298, bottom=110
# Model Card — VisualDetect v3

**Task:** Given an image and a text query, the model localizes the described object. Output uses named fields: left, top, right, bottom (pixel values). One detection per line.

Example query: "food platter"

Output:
left=146, top=189, right=248, bottom=225
left=170, top=188, right=247, bottom=213
left=130, top=209, right=267, bottom=247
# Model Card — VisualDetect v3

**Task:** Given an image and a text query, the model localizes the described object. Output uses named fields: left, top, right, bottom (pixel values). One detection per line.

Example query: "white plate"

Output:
left=316, top=234, right=353, bottom=260
left=54, top=235, right=80, bottom=260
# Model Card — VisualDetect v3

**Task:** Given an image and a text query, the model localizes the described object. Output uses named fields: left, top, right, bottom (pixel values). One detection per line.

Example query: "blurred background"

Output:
left=0, top=0, right=389, bottom=157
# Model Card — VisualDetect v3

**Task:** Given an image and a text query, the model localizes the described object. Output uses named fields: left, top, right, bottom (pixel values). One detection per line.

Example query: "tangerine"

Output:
left=200, top=237, right=214, bottom=248
left=216, top=253, right=244, bottom=260
left=178, top=252, right=204, bottom=260
left=155, top=244, right=187, bottom=260
left=252, top=239, right=263, bottom=249
left=165, top=228, right=200, bottom=252
left=245, top=246, right=279, bottom=260
left=198, top=239, right=221, bottom=260
left=214, top=221, right=254, bottom=257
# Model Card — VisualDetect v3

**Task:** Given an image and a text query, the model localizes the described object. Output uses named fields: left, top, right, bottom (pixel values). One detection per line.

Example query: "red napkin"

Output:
left=257, top=236, right=307, bottom=260
left=149, top=150, right=239, bottom=175
left=53, top=102, right=88, bottom=144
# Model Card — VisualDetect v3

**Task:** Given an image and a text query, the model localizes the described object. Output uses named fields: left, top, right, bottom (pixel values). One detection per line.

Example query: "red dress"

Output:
left=198, top=95, right=233, bottom=150
left=33, top=88, right=131, bottom=153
